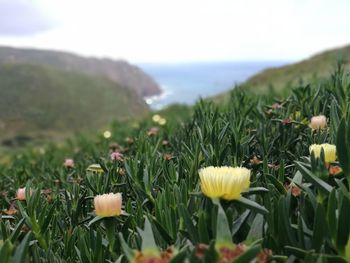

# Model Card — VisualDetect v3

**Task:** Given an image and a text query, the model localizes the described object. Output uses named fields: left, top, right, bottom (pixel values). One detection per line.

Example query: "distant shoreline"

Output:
left=144, top=85, right=173, bottom=109
left=140, top=61, right=288, bottom=110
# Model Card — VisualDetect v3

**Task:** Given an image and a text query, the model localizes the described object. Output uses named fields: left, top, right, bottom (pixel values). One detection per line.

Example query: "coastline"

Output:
left=140, top=61, right=289, bottom=110
left=144, top=85, right=173, bottom=109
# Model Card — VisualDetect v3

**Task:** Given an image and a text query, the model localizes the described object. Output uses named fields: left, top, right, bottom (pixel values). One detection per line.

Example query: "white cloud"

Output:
left=0, top=0, right=349, bottom=62
left=0, top=0, right=57, bottom=35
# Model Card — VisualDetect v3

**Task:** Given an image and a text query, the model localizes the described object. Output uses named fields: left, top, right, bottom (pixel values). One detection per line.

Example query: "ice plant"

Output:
left=282, top=118, right=292, bottom=125
left=16, top=187, right=31, bottom=201
left=285, top=183, right=302, bottom=197
left=133, top=250, right=173, bottom=263
left=163, top=153, right=173, bottom=161
left=152, top=114, right=167, bottom=125
left=250, top=156, right=262, bottom=166
left=63, top=158, right=74, bottom=168
left=38, top=147, right=46, bottom=155
left=152, top=114, right=161, bottom=123
left=328, top=165, right=342, bottom=176
left=158, top=118, right=167, bottom=126
left=271, top=102, right=282, bottom=109
left=86, top=164, right=104, bottom=173
left=103, top=130, right=112, bottom=139
left=309, top=115, right=327, bottom=130
left=110, top=151, right=123, bottom=161
left=147, top=127, right=159, bottom=136
left=94, top=193, right=122, bottom=217
left=217, top=243, right=246, bottom=263
left=309, top=143, right=337, bottom=163
left=199, top=166, right=251, bottom=200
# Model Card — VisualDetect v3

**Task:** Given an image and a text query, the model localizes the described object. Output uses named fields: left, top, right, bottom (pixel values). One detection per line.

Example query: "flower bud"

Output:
left=309, top=115, right=327, bottom=130
left=63, top=158, right=74, bottom=168
left=94, top=193, right=122, bottom=217
left=110, top=151, right=123, bottom=161
left=16, top=187, right=31, bottom=201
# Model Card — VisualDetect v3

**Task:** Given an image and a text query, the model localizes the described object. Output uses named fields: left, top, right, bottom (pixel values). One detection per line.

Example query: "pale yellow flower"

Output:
left=152, top=114, right=161, bottom=123
left=86, top=164, right=104, bottom=173
left=94, top=193, right=122, bottom=217
left=309, top=115, right=327, bottom=130
left=309, top=143, right=336, bottom=163
left=199, top=166, right=251, bottom=200
left=152, top=114, right=166, bottom=125
left=38, top=147, right=46, bottom=155
left=158, top=118, right=167, bottom=126
left=103, top=131, right=112, bottom=139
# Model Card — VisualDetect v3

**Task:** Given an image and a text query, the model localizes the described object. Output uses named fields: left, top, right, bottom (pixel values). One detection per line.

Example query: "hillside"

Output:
left=215, top=44, right=350, bottom=101
left=0, top=46, right=161, bottom=96
left=245, top=44, right=350, bottom=93
left=0, top=63, right=148, bottom=139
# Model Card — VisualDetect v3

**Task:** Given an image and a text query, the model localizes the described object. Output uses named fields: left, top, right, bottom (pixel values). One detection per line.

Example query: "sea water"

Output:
left=139, top=61, right=288, bottom=110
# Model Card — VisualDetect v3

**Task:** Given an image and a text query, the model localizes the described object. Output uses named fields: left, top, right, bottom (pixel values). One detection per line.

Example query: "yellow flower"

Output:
left=152, top=114, right=166, bottom=125
left=290, top=111, right=301, bottom=121
left=152, top=114, right=161, bottom=123
left=309, top=143, right=336, bottom=163
left=294, top=111, right=301, bottom=119
left=94, top=193, right=122, bottom=217
left=199, top=166, right=251, bottom=200
left=158, top=118, right=167, bottom=126
left=103, top=130, right=112, bottom=139
left=86, top=164, right=104, bottom=173
left=309, top=115, right=327, bottom=130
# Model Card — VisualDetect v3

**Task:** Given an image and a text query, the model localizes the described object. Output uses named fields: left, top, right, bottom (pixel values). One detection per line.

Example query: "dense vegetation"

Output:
left=0, top=63, right=148, bottom=139
left=0, top=65, right=349, bottom=262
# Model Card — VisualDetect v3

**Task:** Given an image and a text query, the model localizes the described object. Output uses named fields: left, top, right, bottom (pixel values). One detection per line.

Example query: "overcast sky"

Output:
left=0, top=0, right=349, bottom=63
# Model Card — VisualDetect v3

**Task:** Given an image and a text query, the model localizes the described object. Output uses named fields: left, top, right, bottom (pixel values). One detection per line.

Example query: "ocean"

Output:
left=139, top=61, right=288, bottom=110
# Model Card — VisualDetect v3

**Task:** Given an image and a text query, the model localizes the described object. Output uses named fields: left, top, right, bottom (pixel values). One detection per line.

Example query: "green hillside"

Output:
left=0, top=63, right=148, bottom=139
left=0, top=46, right=161, bottom=96
left=215, top=44, right=350, bottom=101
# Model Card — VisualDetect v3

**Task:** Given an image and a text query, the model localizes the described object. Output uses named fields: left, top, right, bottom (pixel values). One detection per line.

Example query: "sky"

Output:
left=0, top=0, right=349, bottom=63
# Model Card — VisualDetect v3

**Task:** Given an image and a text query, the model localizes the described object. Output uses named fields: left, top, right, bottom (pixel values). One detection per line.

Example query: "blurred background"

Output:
left=0, top=0, right=349, bottom=146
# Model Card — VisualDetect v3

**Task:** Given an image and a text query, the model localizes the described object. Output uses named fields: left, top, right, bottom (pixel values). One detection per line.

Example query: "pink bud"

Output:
left=64, top=159, right=74, bottom=168
left=309, top=115, right=327, bottom=130
left=110, top=152, right=123, bottom=161
left=16, top=187, right=31, bottom=201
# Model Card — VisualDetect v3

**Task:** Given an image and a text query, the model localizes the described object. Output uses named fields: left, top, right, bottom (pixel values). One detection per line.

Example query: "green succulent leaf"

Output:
left=295, top=161, right=333, bottom=194
left=236, top=197, right=269, bottom=215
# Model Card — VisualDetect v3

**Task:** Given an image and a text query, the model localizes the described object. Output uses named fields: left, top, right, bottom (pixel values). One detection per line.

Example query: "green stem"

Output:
left=212, top=198, right=232, bottom=244
left=104, top=217, right=117, bottom=259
